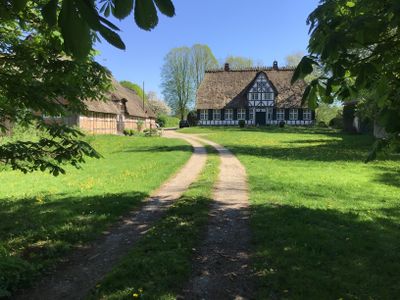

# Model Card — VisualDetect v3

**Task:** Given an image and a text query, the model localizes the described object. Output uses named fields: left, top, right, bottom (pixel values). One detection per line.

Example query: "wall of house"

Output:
left=79, top=112, right=118, bottom=134
left=124, top=116, right=156, bottom=131
left=197, top=108, right=315, bottom=126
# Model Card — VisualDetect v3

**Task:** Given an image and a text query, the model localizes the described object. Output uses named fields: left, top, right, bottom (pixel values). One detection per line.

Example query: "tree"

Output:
left=161, top=47, right=193, bottom=120
left=1, top=0, right=176, bottom=59
left=191, top=44, right=218, bottom=90
left=292, top=0, right=400, bottom=160
left=285, top=51, right=305, bottom=67
left=225, top=56, right=254, bottom=69
left=120, top=81, right=147, bottom=101
left=146, top=91, right=171, bottom=116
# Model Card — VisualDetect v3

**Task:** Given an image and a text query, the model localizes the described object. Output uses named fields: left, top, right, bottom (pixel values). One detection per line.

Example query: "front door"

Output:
left=255, top=112, right=266, bottom=126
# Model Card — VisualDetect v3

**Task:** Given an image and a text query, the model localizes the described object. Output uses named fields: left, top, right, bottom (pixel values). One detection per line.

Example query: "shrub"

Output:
left=187, top=110, right=198, bottom=126
left=279, top=121, right=285, bottom=128
left=143, top=128, right=160, bottom=137
left=317, top=121, right=328, bottom=128
left=137, top=120, right=144, bottom=132
left=123, top=129, right=129, bottom=136
left=156, top=115, right=167, bottom=128
left=238, top=120, right=245, bottom=128
left=329, top=117, right=344, bottom=129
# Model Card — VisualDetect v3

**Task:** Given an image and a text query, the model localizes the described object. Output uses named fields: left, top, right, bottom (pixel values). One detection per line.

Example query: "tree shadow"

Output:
left=373, top=166, right=400, bottom=188
left=0, top=191, right=148, bottom=296
left=252, top=203, right=400, bottom=299
left=121, top=145, right=192, bottom=153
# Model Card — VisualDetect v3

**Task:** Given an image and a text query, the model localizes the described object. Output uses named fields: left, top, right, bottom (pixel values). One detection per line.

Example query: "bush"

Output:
left=279, top=121, right=285, bottom=128
left=123, top=129, right=138, bottom=136
left=143, top=128, right=161, bottom=137
left=317, top=121, right=328, bottom=128
left=156, top=115, right=167, bottom=128
left=137, top=120, right=144, bottom=132
left=187, top=110, right=198, bottom=126
left=238, top=120, right=245, bottom=128
left=329, top=117, right=344, bottom=129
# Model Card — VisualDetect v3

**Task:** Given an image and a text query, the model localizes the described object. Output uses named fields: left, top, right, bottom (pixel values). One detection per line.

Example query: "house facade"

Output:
left=196, top=62, right=315, bottom=126
left=44, top=78, right=156, bottom=135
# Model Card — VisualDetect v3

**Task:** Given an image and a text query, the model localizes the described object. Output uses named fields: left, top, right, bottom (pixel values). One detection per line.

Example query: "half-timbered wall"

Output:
left=79, top=112, right=118, bottom=134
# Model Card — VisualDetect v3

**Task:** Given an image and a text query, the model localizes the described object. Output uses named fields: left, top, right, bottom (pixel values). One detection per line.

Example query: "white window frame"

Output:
left=213, top=109, right=221, bottom=121
left=225, top=109, right=233, bottom=120
left=276, top=109, right=285, bottom=121
left=303, top=109, right=312, bottom=121
left=200, top=109, right=208, bottom=120
left=289, top=109, right=298, bottom=121
left=237, top=108, right=246, bottom=120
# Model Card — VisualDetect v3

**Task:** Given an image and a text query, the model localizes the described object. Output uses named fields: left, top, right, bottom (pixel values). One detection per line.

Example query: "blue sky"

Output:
left=95, top=0, right=320, bottom=97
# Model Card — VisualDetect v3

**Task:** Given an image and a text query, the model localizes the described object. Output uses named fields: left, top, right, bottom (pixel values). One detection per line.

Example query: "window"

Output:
left=225, top=109, right=233, bottom=120
left=303, top=109, right=312, bottom=120
left=249, top=109, right=254, bottom=121
left=266, top=108, right=273, bottom=120
left=277, top=109, right=285, bottom=121
left=289, top=109, right=298, bottom=120
left=200, top=109, right=208, bottom=120
left=237, top=108, right=246, bottom=120
left=213, top=109, right=221, bottom=120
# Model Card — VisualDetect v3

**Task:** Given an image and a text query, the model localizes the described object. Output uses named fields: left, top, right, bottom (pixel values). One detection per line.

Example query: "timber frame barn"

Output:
left=196, top=61, right=315, bottom=126
left=44, top=78, right=156, bottom=135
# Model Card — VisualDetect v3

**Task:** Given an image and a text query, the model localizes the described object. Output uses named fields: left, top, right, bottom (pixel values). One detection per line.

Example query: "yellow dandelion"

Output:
left=133, top=293, right=139, bottom=298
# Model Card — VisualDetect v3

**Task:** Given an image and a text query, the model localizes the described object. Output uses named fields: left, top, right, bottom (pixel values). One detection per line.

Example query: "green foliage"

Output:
left=316, top=103, right=342, bottom=126
left=179, top=126, right=400, bottom=299
left=1, top=0, right=176, bottom=59
left=89, top=147, right=219, bottom=299
left=238, top=120, right=245, bottom=128
left=294, top=0, right=400, bottom=157
left=137, top=120, right=144, bottom=132
left=156, top=114, right=167, bottom=127
left=225, top=56, right=254, bottom=69
left=143, top=128, right=160, bottom=136
left=123, top=129, right=138, bottom=136
left=0, top=135, right=191, bottom=296
left=120, top=81, right=147, bottom=101
left=164, top=116, right=180, bottom=128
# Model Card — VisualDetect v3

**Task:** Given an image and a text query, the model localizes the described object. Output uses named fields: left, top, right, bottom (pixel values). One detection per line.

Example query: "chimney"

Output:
left=224, top=63, right=230, bottom=71
left=273, top=60, right=279, bottom=70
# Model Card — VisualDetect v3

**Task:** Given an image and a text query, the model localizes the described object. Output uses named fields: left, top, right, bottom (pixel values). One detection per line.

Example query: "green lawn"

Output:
left=180, top=126, right=400, bottom=299
left=89, top=146, right=219, bottom=300
left=0, top=135, right=191, bottom=297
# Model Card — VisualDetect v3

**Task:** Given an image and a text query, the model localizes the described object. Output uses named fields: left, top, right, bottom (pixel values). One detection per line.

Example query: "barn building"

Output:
left=196, top=62, right=315, bottom=126
left=45, top=78, right=156, bottom=134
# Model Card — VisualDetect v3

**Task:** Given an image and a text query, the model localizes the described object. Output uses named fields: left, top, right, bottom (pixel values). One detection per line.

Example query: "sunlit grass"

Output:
left=180, top=126, right=400, bottom=299
left=0, top=135, right=191, bottom=297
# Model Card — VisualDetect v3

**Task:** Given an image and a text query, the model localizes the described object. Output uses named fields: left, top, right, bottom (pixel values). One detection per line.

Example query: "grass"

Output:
left=0, top=135, right=191, bottom=297
left=180, top=126, right=400, bottom=299
left=88, top=146, right=219, bottom=300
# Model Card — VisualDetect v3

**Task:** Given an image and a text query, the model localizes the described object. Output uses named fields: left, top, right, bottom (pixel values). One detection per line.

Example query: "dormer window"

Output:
left=248, top=73, right=275, bottom=107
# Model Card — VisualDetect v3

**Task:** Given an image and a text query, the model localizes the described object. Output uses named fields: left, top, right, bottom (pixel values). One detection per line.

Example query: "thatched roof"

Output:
left=196, top=67, right=306, bottom=109
left=83, top=78, right=156, bottom=118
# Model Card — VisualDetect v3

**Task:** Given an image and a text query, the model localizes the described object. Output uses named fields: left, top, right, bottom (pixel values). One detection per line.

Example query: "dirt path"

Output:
left=174, top=133, right=254, bottom=300
left=16, top=133, right=207, bottom=300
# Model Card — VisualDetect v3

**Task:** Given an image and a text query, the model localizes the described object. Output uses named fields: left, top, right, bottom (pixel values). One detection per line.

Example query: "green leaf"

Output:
left=113, top=0, right=133, bottom=19
left=154, top=0, right=175, bottom=17
left=291, top=56, right=315, bottom=84
left=75, top=0, right=101, bottom=31
left=42, top=0, right=58, bottom=27
left=134, top=0, right=158, bottom=30
left=99, top=26, right=126, bottom=49
left=99, top=16, right=120, bottom=31
left=59, top=0, right=92, bottom=59
left=346, top=1, right=356, bottom=8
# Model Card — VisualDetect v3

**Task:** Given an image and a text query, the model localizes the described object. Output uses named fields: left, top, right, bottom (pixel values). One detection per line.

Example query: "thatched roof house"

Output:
left=46, top=78, right=156, bottom=134
left=196, top=62, right=315, bottom=126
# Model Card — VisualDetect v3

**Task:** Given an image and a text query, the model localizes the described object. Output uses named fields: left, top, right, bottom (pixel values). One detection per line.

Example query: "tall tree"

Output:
left=161, top=47, right=193, bottom=120
left=191, top=44, right=218, bottom=90
left=285, top=51, right=305, bottom=67
left=292, top=0, right=400, bottom=160
left=225, top=56, right=254, bottom=69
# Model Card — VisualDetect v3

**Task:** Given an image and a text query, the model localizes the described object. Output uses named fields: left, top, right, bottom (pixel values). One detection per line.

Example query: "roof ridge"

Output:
left=205, top=66, right=296, bottom=73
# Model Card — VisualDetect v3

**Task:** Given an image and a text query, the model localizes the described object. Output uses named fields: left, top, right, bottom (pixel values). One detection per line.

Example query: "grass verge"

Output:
left=88, top=146, right=219, bottom=300
left=0, top=135, right=191, bottom=297
left=180, top=126, right=400, bottom=299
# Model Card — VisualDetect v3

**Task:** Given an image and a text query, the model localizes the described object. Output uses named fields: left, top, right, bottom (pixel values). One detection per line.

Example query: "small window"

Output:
left=225, top=109, right=233, bottom=120
left=289, top=109, right=298, bottom=120
left=237, top=108, right=246, bottom=120
left=213, top=109, right=221, bottom=121
left=276, top=109, right=285, bottom=121
left=200, top=109, right=208, bottom=120
left=303, top=109, right=312, bottom=120
left=249, top=109, right=254, bottom=121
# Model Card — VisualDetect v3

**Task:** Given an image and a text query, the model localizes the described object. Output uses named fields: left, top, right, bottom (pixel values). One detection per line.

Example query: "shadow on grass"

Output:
left=252, top=203, right=400, bottom=299
left=88, top=193, right=212, bottom=300
left=374, top=166, right=400, bottom=188
left=0, top=191, right=148, bottom=297
left=122, top=145, right=192, bottom=153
